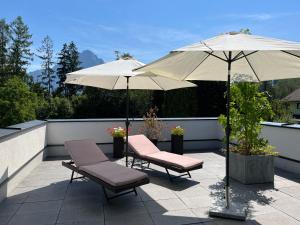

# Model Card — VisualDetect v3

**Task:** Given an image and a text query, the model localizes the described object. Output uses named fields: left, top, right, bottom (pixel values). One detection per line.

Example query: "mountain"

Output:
left=29, top=50, right=104, bottom=88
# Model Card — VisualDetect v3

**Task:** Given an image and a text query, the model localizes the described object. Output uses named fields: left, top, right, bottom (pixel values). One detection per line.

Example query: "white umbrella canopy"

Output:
left=65, top=58, right=196, bottom=90
left=136, top=32, right=300, bottom=81
left=135, top=32, right=300, bottom=220
left=65, top=58, right=196, bottom=167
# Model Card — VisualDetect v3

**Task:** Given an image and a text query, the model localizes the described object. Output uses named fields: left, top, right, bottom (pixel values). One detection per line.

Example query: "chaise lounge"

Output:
left=128, top=135, right=204, bottom=181
left=62, top=139, right=149, bottom=201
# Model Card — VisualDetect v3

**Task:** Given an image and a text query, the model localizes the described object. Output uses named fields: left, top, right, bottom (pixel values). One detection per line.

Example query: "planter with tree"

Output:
left=107, top=127, right=126, bottom=158
left=219, top=80, right=278, bottom=184
left=171, top=126, right=184, bottom=155
left=140, top=106, right=164, bottom=146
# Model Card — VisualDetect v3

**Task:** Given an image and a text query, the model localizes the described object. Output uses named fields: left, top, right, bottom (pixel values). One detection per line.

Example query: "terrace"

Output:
left=0, top=118, right=300, bottom=225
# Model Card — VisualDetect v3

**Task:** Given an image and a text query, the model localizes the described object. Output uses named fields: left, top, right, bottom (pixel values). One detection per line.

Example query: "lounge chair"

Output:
left=128, top=135, right=204, bottom=181
left=62, top=139, right=149, bottom=201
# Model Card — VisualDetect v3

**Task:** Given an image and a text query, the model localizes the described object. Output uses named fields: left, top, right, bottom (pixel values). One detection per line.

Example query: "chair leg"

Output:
left=187, top=171, right=191, bottom=178
left=70, top=171, right=74, bottom=183
left=131, top=157, right=135, bottom=168
left=165, top=168, right=173, bottom=182
left=133, top=187, right=137, bottom=196
left=147, top=162, right=150, bottom=168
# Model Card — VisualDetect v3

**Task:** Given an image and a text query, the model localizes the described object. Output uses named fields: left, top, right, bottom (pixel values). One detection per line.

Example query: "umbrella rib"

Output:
left=242, top=51, right=261, bottom=82
left=232, top=51, right=258, bottom=62
left=150, top=77, right=164, bottom=90
left=182, top=53, right=211, bottom=80
left=281, top=50, right=300, bottom=59
left=204, top=51, right=227, bottom=62
left=112, top=76, right=121, bottom=90
left=232, top=51, right=243, bottom=61
left=223, top=51, right=229, bottom=60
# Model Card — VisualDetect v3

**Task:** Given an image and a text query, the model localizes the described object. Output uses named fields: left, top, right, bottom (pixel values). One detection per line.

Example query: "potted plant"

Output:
left=107, top=127, right=126, bottom=158
left=140, top=106, right=164, bottom=146
left=219, top=80, right=278, bottom=184
left=171, top=126, right=184, bottom=154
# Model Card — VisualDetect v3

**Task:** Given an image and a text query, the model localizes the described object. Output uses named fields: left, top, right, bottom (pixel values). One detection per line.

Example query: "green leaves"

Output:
left=0, top=76, right=37, bottom=127
left=219, top=81, right=277, bottom=156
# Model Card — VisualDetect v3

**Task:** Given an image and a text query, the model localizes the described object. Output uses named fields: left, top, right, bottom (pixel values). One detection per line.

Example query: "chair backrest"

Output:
left=128, top=135, right=160, bottom=157
left=65, top=139, right=108, bottom=167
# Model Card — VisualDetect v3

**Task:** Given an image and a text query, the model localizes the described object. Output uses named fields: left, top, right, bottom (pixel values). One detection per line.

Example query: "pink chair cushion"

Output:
left=65, top=139, right=108, bottom=167
left=128, top=135, right=160, bottom=156
left=144, top=151, right=203, bottom=170
left=81, top=161, right=148, bottom=187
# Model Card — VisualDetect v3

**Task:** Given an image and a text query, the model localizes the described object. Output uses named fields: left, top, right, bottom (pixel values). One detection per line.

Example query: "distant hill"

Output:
left=29, top=50, right=104, bottom=88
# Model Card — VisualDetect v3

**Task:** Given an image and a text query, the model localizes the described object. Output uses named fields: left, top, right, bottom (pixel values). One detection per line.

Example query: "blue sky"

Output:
left=1, top=0, right=300, bottom=71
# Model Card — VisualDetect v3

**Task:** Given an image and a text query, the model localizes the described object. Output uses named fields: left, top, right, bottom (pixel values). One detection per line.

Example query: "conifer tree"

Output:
left=66, top=41, right=81, bottom=96
left=57, top=41, right=81, bottom=97
left=57, top=43, right=69, bottom=96
left=8, top=16, right=33, bottom=78
left=0, top=19, right=10, bottom=80
left=37, top=35, right=55, bottom=96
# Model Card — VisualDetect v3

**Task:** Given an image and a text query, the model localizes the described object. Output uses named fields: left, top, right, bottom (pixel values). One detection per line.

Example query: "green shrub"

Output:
left=0, top=76, right=37, bottom=127
left=219, top=82, right=277, bottom=156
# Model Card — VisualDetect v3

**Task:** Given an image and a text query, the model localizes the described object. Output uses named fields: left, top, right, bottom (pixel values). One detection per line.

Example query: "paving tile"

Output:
left=251, top=211, right=300, bottom=225
left=7, top=211, right=58, bottom=225
left=279, top=185, right=300, bottom=200
left=0, top=202, right=21, bottom=217
left=145, top=198, right=187, bottom=213
left=180, top=195, right=212, bottom=209
left=104, top=201, right=147, bottom=219
left=57, top=206, right=104, bottom=224
left=0, top=215, right=13, bottom=225
left=16, top=200, right=62, bottom=215
left=150, top=209, right=201, bottom=225
left=105, top=212, right=154, bottom=225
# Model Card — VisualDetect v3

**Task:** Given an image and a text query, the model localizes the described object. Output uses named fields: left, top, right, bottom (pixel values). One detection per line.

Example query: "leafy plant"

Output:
left=171, top=126, right=184, bottom=136
left=219, top=80, right=278, bottom=156
left=107, top=127, right=126, bottom=138
left=0, top=76, right=37, bottom=127
left=270, top=99, right=293, bottom=123
left=140, top=106, right=164, bottom=140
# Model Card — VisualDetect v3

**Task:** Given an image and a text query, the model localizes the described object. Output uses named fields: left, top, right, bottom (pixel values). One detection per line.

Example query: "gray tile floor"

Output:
left=1, top=151, right=300, bottom=225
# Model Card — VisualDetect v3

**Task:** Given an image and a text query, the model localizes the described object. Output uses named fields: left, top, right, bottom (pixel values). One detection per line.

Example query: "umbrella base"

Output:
left=209, top=201, right=247, bottom=221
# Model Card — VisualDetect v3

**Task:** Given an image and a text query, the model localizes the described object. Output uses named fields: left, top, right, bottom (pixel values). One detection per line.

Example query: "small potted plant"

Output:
left=219, top=78, right=278, bottom=184
left=107, top=127, right=126, bottom=158
left=171, top=126, right=184, bottom=155
left=140, top=106, right=164, bottom=146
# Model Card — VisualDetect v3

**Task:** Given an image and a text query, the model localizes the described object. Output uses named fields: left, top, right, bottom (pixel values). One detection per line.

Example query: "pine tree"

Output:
left=37, top=35, right=55, bottom=96
left=8, top=16, right=33, bottom=78
left=57, top=43, right=69, bottom=96
left=0, top=19, right=10, bottom=80
left=57, top=42, right=81, bottom=97
left=66, top=41, right=81, bottom=96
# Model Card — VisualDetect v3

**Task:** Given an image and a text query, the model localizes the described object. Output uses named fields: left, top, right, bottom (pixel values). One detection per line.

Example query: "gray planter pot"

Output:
left=229, top=152, right=274, bottom=184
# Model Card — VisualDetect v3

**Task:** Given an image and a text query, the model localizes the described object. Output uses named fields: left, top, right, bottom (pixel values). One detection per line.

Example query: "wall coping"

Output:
left=46, top=117, right=219, bottom=123
left=0, top=120, right=47, bottom=143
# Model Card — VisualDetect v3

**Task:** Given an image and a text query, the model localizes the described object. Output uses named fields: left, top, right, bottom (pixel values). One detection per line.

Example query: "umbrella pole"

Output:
left=125, top=76, right=130, bottom=167
left=225, top=51, right=232, bottom=208
left=209, top=51, right=246, bottom=221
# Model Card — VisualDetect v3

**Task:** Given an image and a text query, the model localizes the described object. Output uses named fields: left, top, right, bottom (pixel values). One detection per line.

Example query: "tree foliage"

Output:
left=57, top=42, right=81, bottom=96
left=219, top=81, right=277, bottom=155
left=0, top=19, right=10, bottom=80
left=8, top=16, right=33, bottom=78
left=37, top=35, right=55, bottom=96
left=0, top=76, right=37, bottom=127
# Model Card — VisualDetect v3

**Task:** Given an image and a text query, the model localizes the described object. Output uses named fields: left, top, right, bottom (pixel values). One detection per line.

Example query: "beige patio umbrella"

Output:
left=65, top=58, right=196, bottom=167
left=135, top=32, right=300, bottom=220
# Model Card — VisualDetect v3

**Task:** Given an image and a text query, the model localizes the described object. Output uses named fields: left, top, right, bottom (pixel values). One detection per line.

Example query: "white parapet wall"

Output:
left=46, top=118, right=223, bottom=156
left=0, top=120, right=47, bottom=202
left=262, top=122, right=300, bottom=174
